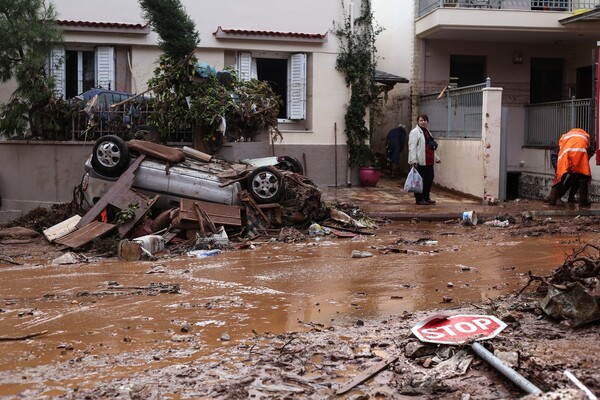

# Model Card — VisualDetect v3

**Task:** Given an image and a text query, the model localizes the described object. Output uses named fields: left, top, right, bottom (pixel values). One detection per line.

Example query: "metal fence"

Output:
left=524, top=97, right=592, bottom=147
left=64, top=101, right=193, bottom=144
left=418, top=0, right=600, bottom=17
left=419, top=80, right=489, bottom=138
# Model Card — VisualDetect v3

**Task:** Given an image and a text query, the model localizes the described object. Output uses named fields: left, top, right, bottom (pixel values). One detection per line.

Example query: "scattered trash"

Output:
left=43, top=215, right=81, bottom=242
left=420, top=240, right=438, bottom=246
left=51, top=252, right=87, bottom=265
left=484, top=219, right=509, bottom=227
left=187, top=249, right=222, bottom=258
left=462, top=211, right=477, bottom=226
left=351, top=250, right=373, bottom=258
left=196, top=226, right=229, bottom=247
left=540, top=282, right=600, bottom=327
left=308, top=223, right=331, bottom=236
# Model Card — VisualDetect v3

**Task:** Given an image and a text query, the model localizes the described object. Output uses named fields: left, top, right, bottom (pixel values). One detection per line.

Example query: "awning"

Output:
left=559, top=8, right=600, bottom=25
left=375, top=70, right=409, bottom=93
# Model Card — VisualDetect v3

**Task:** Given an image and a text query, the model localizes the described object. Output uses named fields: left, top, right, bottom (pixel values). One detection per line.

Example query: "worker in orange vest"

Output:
left=548, top=128, right=594, bottom=207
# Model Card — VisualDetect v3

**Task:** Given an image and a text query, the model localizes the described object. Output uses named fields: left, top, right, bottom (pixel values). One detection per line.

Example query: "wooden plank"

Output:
left=335, top=356, right=399, bottom=395
left=77, top=155, right=146, bottom=228
left=55, top=221, right=116, bottom=248
left=179, top=198, right=242, bottom=227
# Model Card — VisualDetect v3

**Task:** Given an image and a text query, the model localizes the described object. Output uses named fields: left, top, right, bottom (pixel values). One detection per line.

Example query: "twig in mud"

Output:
left=0, top=330, right=48, bottom=341
left=278, top=337, right=296, bottom=353
left=0, top=254, right=21, bottom=265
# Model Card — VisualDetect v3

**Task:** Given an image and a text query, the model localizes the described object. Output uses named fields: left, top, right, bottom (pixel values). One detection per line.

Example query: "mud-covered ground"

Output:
left=1, top=206, right=600, bottom=399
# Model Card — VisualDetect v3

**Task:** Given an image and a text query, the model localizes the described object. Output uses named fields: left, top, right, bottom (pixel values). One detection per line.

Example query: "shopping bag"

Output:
left=404, top=166, right=423, bottom=193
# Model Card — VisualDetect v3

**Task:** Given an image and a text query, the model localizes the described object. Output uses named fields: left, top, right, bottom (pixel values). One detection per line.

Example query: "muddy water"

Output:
left=0, top=221, right=594, bottom=396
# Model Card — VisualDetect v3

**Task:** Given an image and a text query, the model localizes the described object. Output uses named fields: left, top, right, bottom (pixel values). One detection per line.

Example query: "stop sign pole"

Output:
left=411, top=314, right=542, bottom=395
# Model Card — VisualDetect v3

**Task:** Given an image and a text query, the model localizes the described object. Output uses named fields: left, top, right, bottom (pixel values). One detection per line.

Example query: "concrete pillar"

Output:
left=482, top=87, right=503, bottom=201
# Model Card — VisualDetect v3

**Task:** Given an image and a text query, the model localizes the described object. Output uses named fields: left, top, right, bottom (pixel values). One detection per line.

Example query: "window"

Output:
left=449, top=55, right=486, bottom=87
left=236, top=52, right=307, bottom=121
left=47, top=47, right=115, bottom=99
left=530, top=58, right=563, bottom=103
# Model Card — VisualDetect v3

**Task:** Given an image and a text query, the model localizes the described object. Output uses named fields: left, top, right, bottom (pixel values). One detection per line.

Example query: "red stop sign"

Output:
left=411, top=314, right=507, bottom=345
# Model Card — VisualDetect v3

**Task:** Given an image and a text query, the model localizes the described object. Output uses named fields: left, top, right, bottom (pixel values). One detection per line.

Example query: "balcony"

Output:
left=416, top=0, right=600, bottom=43
left=419, top=0, right=600, bottom=16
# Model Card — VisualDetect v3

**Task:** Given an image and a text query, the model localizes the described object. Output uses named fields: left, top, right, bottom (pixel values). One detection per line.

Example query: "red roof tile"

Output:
left=56, top=20, right=149, bottom=30
left=214, top=26, right=327, bottom=42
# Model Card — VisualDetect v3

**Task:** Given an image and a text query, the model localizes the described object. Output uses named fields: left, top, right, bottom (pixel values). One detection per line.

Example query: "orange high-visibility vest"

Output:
left=553, top=128, right=591, bottom=185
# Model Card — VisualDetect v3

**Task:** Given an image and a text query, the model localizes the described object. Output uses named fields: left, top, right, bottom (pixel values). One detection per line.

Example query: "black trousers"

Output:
left=414, top=164, right=434, bottom=202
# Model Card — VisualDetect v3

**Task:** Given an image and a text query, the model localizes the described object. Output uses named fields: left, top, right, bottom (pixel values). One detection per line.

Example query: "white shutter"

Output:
left=287, top=53, right=306, bottom=120
left=96, top=47, right=115, bottom=90
left=47, top=48, right=65, bottom=98
left=237, top=52, right=253, bottom=81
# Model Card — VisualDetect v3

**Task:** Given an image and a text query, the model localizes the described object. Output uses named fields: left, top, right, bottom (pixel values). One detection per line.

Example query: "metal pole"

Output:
left=471, top=342, right=542, bottom=395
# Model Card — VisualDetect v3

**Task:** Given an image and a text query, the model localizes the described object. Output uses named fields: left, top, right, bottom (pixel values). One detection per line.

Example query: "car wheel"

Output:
left=275, top=156, right=304, bottom=175
left=247, top=167, right=284, bottom=204
left=91, top=135, right=130, bottom=177
left=132, top=125, right=162, bottom=143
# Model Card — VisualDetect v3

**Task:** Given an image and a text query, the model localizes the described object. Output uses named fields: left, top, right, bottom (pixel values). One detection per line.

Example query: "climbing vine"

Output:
left=333, top=0, right=382, bottom=167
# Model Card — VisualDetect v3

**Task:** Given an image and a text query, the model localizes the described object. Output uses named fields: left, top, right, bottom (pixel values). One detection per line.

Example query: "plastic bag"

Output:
left=404, top=166, right=423, bottom=193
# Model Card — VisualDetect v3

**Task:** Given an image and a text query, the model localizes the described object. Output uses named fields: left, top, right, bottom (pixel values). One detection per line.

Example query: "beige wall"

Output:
left=0, top=142, right=91, bottom=222
left=0, top=141, right=350, bottom=222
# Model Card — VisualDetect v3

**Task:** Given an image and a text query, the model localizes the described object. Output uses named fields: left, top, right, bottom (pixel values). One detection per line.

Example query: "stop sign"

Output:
left=411, top=314, right=507, bottom=345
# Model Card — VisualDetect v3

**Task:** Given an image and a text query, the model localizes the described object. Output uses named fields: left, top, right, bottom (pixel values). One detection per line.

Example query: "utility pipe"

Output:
left=471, top=342, right=542, bottom=396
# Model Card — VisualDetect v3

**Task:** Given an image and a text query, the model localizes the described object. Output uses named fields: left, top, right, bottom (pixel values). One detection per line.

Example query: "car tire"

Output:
left=132, top=125, right=162, bottom=143
left=91, top=135, right=131, bottom=177
left=247, top=166, right=284, bottom=204
left=275, top=156, right=304, bottom=175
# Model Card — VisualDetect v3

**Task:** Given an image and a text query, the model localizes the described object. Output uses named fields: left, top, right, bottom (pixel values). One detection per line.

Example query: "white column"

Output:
left=482, top=87, right=503, bottom=201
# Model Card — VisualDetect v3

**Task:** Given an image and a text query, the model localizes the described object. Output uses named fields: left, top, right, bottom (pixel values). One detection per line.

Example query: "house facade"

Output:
left=406, top=0, right=600, bottom=200
left=44, top=0, right=356, bottom=185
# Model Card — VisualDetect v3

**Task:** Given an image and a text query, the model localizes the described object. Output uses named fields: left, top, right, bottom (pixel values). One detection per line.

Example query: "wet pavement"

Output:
left=1, top=176, right=600, bottom=397
left=320, top=176, right=600, bottom=220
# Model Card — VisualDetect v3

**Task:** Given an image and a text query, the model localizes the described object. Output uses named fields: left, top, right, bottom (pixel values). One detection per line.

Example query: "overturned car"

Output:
left=80, top=136, right=325, bottom=229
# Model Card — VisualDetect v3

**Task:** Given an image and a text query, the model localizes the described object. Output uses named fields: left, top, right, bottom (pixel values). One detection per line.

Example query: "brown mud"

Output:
left=1, top=210, right=600, bottom=399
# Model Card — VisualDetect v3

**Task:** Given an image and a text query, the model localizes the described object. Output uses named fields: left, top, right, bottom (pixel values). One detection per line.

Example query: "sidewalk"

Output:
left=319, top=176, right=600, bottom=221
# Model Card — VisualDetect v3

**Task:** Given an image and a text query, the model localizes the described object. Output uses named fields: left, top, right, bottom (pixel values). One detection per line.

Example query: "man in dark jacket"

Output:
left=385, top=124, right=407, bottom=178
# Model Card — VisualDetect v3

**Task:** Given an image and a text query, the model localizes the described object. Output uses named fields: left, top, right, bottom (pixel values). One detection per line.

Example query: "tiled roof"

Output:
left=214, top=26, right=327, bottom=42
left=375, top=70, right=409, bottom=84
left=56, top=20, right=149, bottom=31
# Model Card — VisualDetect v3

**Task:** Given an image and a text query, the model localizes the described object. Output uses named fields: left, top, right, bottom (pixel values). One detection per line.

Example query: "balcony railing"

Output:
left=418, top=0, right=600, bottom=17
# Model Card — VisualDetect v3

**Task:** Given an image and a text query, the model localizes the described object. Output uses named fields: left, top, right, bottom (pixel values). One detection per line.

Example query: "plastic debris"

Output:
left=187, top=249, right=222, bottom=258
left=308, top=223, right=331, bottom=236
left=484, top=219, right=509, bottom=227
left=351, top=250, right=373, bottom=258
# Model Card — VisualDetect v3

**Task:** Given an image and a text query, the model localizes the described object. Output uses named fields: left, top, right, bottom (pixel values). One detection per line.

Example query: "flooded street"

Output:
left=1, top=218, right=597, bottom=398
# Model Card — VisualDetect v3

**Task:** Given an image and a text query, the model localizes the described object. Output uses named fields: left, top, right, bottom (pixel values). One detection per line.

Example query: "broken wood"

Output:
left=0, top=330, right=48, bottom=342
left=179, top=198, right=241, bottom=227
left=54, top=221, right=116, bottom=249
left=335, top=356, right=399, bottom=395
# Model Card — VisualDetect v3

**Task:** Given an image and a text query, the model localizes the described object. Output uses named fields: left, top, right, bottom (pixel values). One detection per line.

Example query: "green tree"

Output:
left=140, top=0, right=281, bottom=153
left=334, top=0, right=382, bottom=168
left=0, top=0, right=65, bottom=138
left=139, top=0, right=199, bottom=61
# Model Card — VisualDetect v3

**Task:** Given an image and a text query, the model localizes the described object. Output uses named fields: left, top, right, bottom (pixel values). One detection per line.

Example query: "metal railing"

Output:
left=63, top=102, right=193, bottom=144
left=524, top=97, right=592, bottom=146
left=418, top=0, right=600, bottom=17
left=419, top=80, right=489, bottom=138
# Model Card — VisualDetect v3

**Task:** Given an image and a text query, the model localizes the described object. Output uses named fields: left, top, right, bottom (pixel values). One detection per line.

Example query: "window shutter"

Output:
left=287, top=53, right=306, bottom=120
left=237, top=52, right=253, bottom=81
left=47, top=48, right=65, bottom=98
left=96, top=47, right=115, bottom=90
